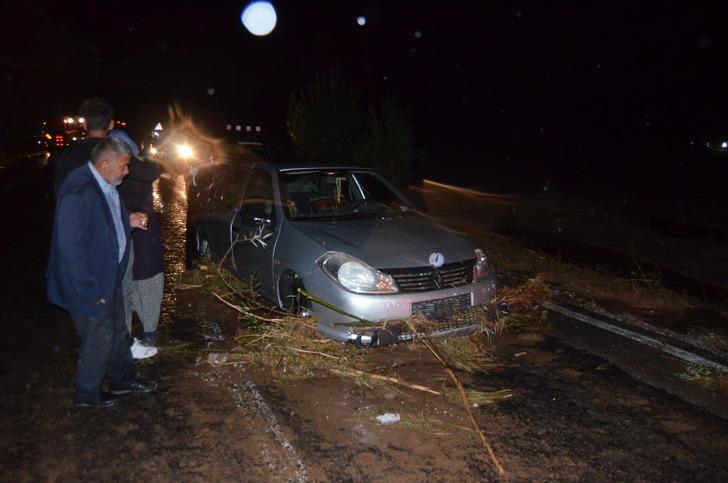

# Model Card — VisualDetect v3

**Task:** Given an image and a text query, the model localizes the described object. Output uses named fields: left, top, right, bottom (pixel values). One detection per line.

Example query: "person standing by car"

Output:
left=52, top=98, right=115, bottom=196
left=51, top=98, right=159, bottom=198
left=111, top=130, right=165, bottom=353
left=47, top=137, right=157, bottom=408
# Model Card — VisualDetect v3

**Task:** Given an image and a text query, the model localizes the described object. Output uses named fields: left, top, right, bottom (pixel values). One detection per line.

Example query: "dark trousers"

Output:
left=70, top=280, right=136, bottom=403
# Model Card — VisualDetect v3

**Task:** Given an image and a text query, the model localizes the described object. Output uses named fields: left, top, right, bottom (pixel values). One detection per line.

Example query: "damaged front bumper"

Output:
left=311, top=269, right=498, bottom=345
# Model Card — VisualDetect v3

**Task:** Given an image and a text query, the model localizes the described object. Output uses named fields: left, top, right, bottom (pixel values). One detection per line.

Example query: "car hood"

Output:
left=291, top=214, right=476, bottom=269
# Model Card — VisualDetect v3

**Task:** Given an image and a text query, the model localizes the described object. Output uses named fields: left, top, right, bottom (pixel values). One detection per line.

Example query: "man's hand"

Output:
left=130, top=212, right=148, bottom=231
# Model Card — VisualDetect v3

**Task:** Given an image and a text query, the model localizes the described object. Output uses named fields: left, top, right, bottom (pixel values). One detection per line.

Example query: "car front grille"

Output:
left=410, top=293, right=472, bottom=318
left=380, top=258, right=475, bottom=293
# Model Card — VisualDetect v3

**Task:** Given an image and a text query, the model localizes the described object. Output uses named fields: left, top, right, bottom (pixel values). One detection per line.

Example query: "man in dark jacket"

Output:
left=52, top=98, right=160, bottom=198
left=52, top=98, right=115, bottom=195
left=47, top=137, right=156, bottom=408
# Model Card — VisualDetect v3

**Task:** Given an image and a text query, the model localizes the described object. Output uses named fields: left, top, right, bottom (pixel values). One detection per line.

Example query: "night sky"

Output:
left=3, top=1, right=728, bottom=192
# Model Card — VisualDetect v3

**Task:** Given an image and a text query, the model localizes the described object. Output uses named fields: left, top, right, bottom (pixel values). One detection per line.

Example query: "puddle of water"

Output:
left=154, top=175, right=188, bottom=328
left=169, top=317, right=228, bottom=348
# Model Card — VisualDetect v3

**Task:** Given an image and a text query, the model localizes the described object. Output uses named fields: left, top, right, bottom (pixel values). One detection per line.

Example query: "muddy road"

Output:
left=1, top=153, right=728, bottom=481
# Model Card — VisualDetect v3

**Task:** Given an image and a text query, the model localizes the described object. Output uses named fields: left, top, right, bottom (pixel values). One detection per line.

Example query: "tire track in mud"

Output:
left=193, top=362, right=310, bottom=482
left=228, top=381, right=309, bottom=482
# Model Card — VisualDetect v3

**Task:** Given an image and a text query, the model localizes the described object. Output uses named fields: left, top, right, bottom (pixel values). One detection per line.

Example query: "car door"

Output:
left=231, top=168, right=278, bottom=299
left=205, top=166, right=248, bottom=259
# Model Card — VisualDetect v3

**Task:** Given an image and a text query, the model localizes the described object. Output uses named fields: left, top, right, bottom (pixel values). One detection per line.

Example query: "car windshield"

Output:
left=280, top=169, right=414, bottom=219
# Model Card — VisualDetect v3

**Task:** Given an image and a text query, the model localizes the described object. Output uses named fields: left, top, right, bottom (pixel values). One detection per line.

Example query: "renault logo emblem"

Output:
left=429, top=252, right=444, bottom=268
left=433, top=270, right=444, bottom=289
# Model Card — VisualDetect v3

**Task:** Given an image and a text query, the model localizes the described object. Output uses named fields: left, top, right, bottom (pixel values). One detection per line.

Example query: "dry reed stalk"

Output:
left=176, top=283, right=204, bottom=290
left=287, top=347, right=341, bottom=360
left=329, top=368, right=443, bottom=395
left=445, top=368, right=505, bottom=477
left=212, top=292, right=286, bottom=323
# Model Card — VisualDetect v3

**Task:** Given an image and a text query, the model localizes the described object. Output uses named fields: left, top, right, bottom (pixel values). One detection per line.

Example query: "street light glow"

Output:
left=241, top=1, right=277, bottom=36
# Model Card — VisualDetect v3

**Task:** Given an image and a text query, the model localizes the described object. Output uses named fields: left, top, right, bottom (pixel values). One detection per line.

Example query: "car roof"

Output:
left=264, top=159, right=374, bottom=172
left=206, top=152, right=376, bottom=174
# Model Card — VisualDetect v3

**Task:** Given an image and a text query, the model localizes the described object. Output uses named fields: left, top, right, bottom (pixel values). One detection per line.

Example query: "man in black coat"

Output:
left=52, top=98, right=114, bottom=195
left=52, top=98, right=161, bottom=195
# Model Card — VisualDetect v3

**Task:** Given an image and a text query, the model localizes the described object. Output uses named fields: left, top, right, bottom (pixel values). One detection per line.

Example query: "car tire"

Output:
left=278, top=270, right=311, bottom=316
left=196, top=228, right=212, bottom=262
left=184, top=219, right=199, bottom=269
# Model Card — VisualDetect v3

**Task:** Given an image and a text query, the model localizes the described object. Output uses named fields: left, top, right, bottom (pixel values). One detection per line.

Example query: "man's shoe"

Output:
left=109, top=380, right=158, bottom=395
left=74, top=393, right=121, bottom=408
left=131, top=338, right=158, bottom=360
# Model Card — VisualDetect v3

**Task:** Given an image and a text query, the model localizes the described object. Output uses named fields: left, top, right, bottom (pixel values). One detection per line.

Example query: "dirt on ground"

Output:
left=4, top=271, right=728, bottom=481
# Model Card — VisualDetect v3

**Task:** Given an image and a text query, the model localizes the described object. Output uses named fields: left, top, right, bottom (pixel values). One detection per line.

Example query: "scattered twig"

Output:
left=288, top=347, right=341, bottom=360
left=212, top=292, right=286, bottom=323
left=445, top=368, right=505, bottom=476
left=272, top=355, right=284, bottom=376
left=176, top=283, right=204, bottom=290
left=330, top=368, right=443, bottom=396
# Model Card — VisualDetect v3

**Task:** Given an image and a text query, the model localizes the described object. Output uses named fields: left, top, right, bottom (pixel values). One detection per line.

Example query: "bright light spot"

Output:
left=149, top=146, right=158, bottom=155
left=72, top=137, right=77, bottom=141
left=66, top=117, right=74, bottom=123
left=241, top=1, right=277, bottom=36
left=207, top=87, right=215, bottom=95
left=153, top=122, right=164, bottom=131
left=177, top=144, right=194, bottom=159
left=78, top=117, right=85, bottom=123
left=414, top=30, right=422, bottom=39
left=722, top=141, right=727, bottom=149
left=356, top=16, right=366, bottom=26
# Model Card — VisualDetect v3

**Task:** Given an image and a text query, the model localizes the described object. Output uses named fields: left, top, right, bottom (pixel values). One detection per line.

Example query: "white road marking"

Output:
left=543, top=302, right=728, bottom=373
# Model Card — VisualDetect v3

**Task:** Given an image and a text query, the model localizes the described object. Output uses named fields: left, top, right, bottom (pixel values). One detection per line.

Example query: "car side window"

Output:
left=240, top=170, right=275, bottom=224
left=220, top=168, right=248, bottom=209
left=208, top=170, right=228, bottom=202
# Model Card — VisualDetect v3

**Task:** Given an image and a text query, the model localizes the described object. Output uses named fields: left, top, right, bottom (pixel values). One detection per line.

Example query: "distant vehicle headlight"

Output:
left=319, top=252, right=399, bottom=294
left=472, top=248, right=490, bottom=282
left=177, top=144, right=194, bottom=159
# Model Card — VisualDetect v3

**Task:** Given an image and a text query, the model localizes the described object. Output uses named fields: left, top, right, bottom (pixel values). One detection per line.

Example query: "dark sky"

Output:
left=3, top=1, right=728, bottom=188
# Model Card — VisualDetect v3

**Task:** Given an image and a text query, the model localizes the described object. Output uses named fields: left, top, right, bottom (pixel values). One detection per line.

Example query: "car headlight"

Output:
left=177, top=144, right=194, bottom=159
left=472, top=248, right=490, bottom=282
left=319, top=252, right=399, bottom=294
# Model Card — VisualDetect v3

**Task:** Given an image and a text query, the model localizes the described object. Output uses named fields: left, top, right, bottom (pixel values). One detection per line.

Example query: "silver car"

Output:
left=188, top=159, right=497, bottom=345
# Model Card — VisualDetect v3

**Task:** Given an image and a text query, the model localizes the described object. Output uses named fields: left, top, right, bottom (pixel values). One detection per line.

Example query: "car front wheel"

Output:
left=277, top=270, right=311, bottom=316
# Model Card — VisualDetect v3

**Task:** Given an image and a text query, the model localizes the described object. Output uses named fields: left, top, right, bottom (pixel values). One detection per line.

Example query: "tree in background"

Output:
left=287, top=69, right=364, bottom=161
left=352, top=97, right=415, bottom=188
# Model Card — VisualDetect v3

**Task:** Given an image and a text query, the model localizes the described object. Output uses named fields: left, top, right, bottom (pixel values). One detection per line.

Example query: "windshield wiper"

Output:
left=351, top=199, right=390, bottom=212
